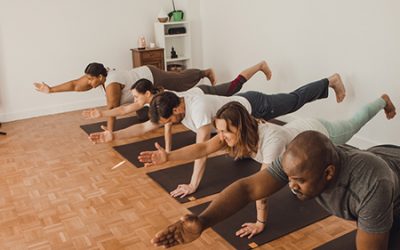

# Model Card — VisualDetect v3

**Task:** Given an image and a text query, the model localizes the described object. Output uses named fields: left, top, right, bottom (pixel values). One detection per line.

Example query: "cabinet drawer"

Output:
left=142, top=51, right=163, bottom=60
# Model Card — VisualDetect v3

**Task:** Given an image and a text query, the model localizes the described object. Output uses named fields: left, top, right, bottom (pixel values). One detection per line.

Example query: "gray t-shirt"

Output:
left=267, top=144, right=400, bottom=233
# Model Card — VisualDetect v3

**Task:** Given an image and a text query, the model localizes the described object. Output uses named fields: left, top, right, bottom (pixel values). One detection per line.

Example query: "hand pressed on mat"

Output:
left=236, top=221, right=265, bottom=239
left=170, top=184, right=196, bottom=198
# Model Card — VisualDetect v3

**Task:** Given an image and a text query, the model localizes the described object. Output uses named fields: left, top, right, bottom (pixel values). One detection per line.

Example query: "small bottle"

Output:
left=137, top=36, right=146, bottom=50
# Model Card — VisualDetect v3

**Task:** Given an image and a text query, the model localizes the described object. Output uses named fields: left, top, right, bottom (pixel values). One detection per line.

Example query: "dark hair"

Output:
left=131, top=78, right=163, bottom=94
left=84, top=62, right=108, bottom=77
left=214, top=101, right=259, bottom=159
left=149, top=92, right=181, bottom=123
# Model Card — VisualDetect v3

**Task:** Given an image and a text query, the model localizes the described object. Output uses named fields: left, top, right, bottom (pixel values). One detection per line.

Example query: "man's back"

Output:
left=316, top=144, right=400, bottom=234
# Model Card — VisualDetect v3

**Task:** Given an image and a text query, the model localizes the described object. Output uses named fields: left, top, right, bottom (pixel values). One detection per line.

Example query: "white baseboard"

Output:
left=276, top=114, right=378, bottom=149
left=0, top=98, right=104, bottom=122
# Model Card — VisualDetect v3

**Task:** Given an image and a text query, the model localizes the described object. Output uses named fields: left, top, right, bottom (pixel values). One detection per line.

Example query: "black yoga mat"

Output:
left=80, top=116, right=143, bottom=135
left=147, top=156, right=261, bottom=203
left=113, top=130, right=197, bottom=167
left=314, top=230, right=356, bottom=250
left=188, top=186, right=331, bottom=250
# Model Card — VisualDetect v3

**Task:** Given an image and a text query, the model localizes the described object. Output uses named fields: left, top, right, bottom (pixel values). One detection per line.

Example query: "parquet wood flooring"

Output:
left=0, top=110, right=356, bottom=250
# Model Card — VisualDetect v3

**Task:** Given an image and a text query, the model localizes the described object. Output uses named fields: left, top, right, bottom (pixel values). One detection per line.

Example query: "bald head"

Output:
left=282, top=131, right=339, bottom=200
left=283, top=131, right=338, bottom=175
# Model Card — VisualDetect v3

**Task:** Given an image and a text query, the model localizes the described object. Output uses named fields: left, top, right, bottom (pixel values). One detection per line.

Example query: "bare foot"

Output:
left=381, top=94, right=396, bottom=119
left=328, top=73, right=346, bottom=103
left=259, top=60, right=272, bottom=80
left=204, top=68, right=216, bottom=86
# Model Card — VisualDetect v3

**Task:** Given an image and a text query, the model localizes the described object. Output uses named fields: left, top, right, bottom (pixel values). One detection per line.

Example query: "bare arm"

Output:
left=102, top=102, right=143, bottom=118
left=151, top=169, right=285, bottom=247
left=170, top=124, right=213, bottom=198
left=105, top=83, right=122, bottom=131
left=114, top=120, right=161, bottom=140
left=138, top=129, right=225, bottom=166
left=34, top=75, right=92, bottom=93
left=236, top=163, right=270, bottom=239
left=199, top=169, right=285, bottom=228
left=89, top=120, right=161, bottom=144
left=164, top=122, right=173, bottom=152
left=356, top=228, right=389, bottom=250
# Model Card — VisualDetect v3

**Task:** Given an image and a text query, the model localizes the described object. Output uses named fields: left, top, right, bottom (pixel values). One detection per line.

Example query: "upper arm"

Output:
left=240, top=165, right=286, bottom=201
left=105, top=83, right=122, bottom=108
left=72, top=75, right=92, bottom=91
left=356, top=228, right=389, bottom=250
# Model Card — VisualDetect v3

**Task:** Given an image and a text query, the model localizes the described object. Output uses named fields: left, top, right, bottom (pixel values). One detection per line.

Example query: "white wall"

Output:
left=198, top=0, right=400, bottom=147
left=0, top=0, right=191, bottom=121
left=1, top=0, right=399, bottom=147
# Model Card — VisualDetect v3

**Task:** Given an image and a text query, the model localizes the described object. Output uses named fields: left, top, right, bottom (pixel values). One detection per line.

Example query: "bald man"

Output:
left=152, top=131, right=400, bottom=250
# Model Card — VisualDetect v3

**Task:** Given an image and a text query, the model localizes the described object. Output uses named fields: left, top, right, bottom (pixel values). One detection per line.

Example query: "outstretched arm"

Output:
left=34, top=75, right=92, bottom=93
left=152, top=169, right=285, bottom=247
left=170, top=124, right=213, bottom=198
left=82, top=102, right=144, bottom=119
left=139, top=129, right=225, bottom=166
left=89, top=120, right=161, bottom=144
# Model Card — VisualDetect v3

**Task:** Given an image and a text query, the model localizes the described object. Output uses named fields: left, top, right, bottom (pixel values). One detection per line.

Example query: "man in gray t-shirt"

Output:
left=150, top=131, right=400, bottom=250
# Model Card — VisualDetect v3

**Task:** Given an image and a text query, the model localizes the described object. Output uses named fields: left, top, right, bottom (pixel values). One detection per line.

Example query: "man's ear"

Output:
left=324, top=165, right=335, bottom=181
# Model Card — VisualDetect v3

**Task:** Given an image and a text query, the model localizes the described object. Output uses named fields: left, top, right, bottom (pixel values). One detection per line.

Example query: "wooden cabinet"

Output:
left=130, top=48, right=164, bottom=70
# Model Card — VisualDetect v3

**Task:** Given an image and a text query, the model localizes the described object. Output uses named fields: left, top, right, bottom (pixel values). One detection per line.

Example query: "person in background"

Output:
left=34, top=63, right=216, bottom=130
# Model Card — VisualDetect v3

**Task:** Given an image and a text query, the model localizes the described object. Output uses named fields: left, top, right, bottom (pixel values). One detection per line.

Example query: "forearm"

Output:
left=107, top=116, right=116, bottom=131
left=164, top=123, right=172, bottom=152
left=199, top=178, right=253, bottom=229
left=167, top=144, right=208, bottom=162
left=114, top=121, right=159, bottom=140
left=256, top=198, right=268, bottom=223
left=189, top=157, right=207, bottom=190
left=49, top=81, right=76, bottom=92
left=101, top=106, right=127, bottom=118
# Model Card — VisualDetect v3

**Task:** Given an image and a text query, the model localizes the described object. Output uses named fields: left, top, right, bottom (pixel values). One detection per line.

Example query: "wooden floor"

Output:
left=0, top=110, right=356, bottom=250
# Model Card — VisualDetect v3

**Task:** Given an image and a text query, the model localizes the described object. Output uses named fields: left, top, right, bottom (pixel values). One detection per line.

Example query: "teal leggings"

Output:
left=318, top=98, right=386, bottom=144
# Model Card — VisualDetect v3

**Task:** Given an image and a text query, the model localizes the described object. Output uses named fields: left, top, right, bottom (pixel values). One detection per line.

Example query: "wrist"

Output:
left=256, top=219, right=266, bottom=224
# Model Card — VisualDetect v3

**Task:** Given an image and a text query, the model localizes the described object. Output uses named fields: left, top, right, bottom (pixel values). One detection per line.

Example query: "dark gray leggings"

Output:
left=237, top=78, right=329, bottom=120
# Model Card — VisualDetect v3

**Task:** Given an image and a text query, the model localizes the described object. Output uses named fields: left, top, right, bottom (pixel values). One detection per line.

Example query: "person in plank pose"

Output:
left=150, top=129, right=400, bottom=250
left=139, top=94, right=396, bottom=239
left=137, top=72, right=346, bottom=198
left=87, top=60, right=273, bottom=151
left=34, top=63, right=216, bottom=130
